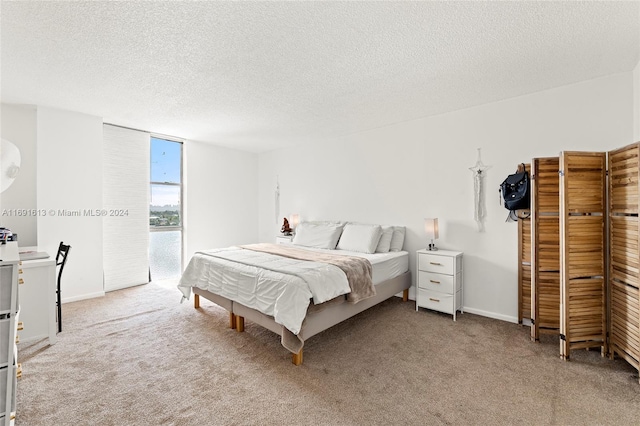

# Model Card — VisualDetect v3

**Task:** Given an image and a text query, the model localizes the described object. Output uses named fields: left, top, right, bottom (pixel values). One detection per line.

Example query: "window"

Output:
left=149, top=137, right=183, bottom=280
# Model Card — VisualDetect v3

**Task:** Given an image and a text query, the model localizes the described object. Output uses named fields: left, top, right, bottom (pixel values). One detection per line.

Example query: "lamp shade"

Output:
left=289, top=214, right=300, bottom=228
left=424, top=218, right=439, bottom=240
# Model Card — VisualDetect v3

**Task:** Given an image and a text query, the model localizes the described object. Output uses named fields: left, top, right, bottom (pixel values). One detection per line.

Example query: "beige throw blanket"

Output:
left=241, top=243, right=376, bottom=303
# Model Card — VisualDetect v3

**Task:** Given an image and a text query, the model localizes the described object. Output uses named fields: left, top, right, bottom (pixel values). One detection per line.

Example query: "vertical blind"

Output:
left=103, top=124, right=150, bottom=291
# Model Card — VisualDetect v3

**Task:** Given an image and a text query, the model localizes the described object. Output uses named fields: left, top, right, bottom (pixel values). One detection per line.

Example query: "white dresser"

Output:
left=17, top=248, right=56, bottom=345
left=416, top=249, right=464, bottom=320
left=0, top=242, right=20, bottom=425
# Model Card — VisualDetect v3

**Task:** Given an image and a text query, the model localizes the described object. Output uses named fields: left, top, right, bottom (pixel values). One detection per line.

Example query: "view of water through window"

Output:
left=150, top=230, right=182, bottom=280
left=150, top=137, right=182, bottom=281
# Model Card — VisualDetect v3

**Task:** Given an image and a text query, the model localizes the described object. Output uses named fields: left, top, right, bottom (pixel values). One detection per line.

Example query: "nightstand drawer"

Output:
left=418, top=253, right=454, bottom=275
left=418, top=271, right=455, bottom=293
left=275, top=236, right=294, bottom=245
left=417, top=288, right=454, bottom=314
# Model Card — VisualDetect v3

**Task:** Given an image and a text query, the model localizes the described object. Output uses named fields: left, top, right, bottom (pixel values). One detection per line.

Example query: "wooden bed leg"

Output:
left=236, top=315, right=245, bottom=332
left=292, top=349, right=303, bottom=366
left=403, top=288, right=409, bottom=302
left=194, top=294, right=200, bottom=309
left=229, top=312, right=237, bottom=329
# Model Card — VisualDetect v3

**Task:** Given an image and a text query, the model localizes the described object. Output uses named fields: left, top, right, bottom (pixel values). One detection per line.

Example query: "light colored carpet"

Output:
left=15, top=280, right=640, bottom=425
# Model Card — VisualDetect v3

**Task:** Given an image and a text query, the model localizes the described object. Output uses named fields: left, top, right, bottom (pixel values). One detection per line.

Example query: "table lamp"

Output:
left=425, top=218, right=439, bottom=251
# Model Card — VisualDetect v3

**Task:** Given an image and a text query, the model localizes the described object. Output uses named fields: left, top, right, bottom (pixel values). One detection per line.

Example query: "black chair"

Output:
left=55, top=242, right=71, bottom=333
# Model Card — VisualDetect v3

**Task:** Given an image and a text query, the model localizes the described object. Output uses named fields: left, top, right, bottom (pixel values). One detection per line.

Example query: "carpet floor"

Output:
left=14, top=280, right=640, bottom=425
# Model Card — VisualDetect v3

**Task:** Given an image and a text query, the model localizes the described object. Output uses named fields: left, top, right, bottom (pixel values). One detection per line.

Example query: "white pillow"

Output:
left=292, top=222, right=344, bottom=249
left=375, top=226, right=394, bottom=253
left=389, top=226, right=406, bottom=252
left=337, top=223, right=383, bottom=254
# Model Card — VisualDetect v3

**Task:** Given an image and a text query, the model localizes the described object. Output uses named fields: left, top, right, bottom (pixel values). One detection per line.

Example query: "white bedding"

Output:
left=178, top=245, right=409, bottom=336
left=290, top=246, right=409, bottom=284
left=178, top=247, right=351, bottom=335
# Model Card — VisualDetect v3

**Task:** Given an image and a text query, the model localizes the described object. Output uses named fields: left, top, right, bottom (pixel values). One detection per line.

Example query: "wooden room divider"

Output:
left=518, top=218, right=531, bottom=323
left=530, top=157, right=560, bottom=341
left=559, top=151, right=607, bottom=360
left=517, top=163, right=531, bottom=324
left=608, top=142, right=640, bottom=375
left=524, top=145, right=640, bottom=381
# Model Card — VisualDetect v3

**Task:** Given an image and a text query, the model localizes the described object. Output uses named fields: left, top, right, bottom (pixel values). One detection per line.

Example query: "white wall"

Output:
left=36, top=106, right=104, bottom=302
left=1, top=103, right=261, bottom=302
left=258, top=72, right=634, bottom=323
left=184, top=140, right=258, bottom=261
left=0, top=104, right=38, bottom=245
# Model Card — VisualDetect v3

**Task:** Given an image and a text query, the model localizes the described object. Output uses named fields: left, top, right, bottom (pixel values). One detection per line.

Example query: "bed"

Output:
left=178, top=222, right=411, bottom=365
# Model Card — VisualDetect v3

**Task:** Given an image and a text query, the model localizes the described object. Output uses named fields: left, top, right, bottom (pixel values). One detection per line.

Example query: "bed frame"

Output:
left=192, top=270, right=411, bottom=365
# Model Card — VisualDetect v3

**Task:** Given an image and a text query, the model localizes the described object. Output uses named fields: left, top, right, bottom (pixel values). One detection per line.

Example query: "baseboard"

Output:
left=461, top=307, right=518, bottom=324
left=104, top=281, right=148, bottom=293
left=62, top=290, right=105, bottom=304
left=18, top=334, right=49, bottom=345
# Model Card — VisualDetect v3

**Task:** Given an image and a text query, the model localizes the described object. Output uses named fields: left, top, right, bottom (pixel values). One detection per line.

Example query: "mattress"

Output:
left=288, top=245, right=409, bottom=284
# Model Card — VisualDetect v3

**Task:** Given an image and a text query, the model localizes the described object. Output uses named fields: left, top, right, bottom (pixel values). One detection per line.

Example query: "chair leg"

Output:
left=57, top=285, right=62, bottom=333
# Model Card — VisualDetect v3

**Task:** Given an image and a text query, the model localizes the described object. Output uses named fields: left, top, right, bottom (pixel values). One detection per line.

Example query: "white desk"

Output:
left=18, top=247, right=56, bottom=345
left=0, top=242, right=20, bottom=426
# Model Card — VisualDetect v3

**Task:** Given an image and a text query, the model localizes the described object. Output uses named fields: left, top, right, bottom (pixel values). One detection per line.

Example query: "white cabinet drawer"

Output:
left=0, top=266, right=15, bottom=313
left=0, top=367, right=6, bottom=414
left=0, top=364, right=17, bottom=414
left=418, top=271, right=455, bottom=293
left=417, top=288, right=462, bottom=316
left=0, top=319, right=9, bottom=366
left=417, top=288, right=454, bottom=314
left=418, top=253, right=455, bottom=275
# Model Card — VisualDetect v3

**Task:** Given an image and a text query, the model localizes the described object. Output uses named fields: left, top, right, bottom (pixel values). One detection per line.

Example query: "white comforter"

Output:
left=178, top=247, right=351, bottom=335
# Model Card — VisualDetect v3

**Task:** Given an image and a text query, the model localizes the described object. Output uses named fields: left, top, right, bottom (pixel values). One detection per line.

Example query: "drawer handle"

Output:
left=429, top=298, right=440, bottom=302
left=429, top=280, right=441, bottom=284
left=17, top=321, right=24, bottom=331
left=429, top=262, right=443, bottom=266
left=19, top=278, right=24, bottom=285
left=16, top=363, right=22, bottom=379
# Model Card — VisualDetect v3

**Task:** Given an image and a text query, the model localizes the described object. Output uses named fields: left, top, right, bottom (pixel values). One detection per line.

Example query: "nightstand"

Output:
left=416, top=249, right=463, bottom=320
left=275, top=235, right=294, bottom=245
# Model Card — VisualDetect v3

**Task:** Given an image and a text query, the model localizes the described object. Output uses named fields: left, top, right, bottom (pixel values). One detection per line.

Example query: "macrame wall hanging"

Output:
left=469, top=148, right=491, bottom=232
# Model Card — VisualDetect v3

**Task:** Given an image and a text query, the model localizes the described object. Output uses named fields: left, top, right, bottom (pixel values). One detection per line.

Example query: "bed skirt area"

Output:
left=191, top=271, right=411, bottom=364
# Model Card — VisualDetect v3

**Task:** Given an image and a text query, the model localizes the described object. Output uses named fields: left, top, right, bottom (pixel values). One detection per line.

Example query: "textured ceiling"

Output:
left=1, top=1, right=639, bottom=153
